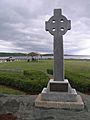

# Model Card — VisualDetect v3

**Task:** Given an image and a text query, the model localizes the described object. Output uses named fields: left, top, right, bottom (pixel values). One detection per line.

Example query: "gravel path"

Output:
left=0, top=93, right=90, bottom=120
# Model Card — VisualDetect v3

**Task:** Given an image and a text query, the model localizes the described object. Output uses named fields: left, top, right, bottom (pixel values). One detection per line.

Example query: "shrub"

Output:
left=65, top=71, right=90, bottom=93
left=23, top=70, right=49, bottom=93
left=47, top=69, right=53, bottom=75
left=0, top=70, right=49, bottom=94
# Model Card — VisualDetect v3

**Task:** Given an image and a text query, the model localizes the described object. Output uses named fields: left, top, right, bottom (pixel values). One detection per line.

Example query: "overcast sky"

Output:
left=0, top=0, right=90, bottom=55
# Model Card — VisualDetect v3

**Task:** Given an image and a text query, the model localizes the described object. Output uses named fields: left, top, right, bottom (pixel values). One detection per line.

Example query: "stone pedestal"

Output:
left=35, top=79, right=84, bottom=110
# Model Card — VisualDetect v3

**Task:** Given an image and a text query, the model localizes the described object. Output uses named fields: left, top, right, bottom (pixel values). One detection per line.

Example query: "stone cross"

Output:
left=46, top=9, right=71, bottom=81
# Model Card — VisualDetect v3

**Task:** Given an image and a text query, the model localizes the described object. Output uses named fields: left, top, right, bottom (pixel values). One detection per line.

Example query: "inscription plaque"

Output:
left=50, top=83, right=68, bottom=92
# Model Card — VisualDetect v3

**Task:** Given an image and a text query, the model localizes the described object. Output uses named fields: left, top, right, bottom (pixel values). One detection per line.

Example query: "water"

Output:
left=64, top=55, right=90, bottom=60
left=0, top=55, right=90, bottom=61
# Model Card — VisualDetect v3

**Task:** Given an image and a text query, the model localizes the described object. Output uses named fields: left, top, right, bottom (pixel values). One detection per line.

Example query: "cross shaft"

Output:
left=46, top=9, right=71, bottom=81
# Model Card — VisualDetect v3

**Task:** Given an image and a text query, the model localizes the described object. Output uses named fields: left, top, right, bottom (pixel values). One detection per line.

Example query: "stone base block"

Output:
left=47, top=79, right=72, bottom=93
left=41, top=88, right=77, bottom=102
left=35, top=79, right=84, bottom=110
left=35, top=94, right=84, bottom=110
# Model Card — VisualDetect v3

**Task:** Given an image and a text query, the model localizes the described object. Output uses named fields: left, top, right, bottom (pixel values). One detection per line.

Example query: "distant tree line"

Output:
left=41, top=54, right=53, bottom=56
left=0, top=52, right=27, bottom=57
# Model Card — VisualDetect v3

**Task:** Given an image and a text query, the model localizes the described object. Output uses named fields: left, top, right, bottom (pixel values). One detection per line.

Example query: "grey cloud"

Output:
left=0, top=0, right=90, bottom=54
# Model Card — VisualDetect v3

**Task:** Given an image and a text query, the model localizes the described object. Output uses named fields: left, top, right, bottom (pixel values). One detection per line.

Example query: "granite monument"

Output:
left=35, top=9, right=84, bottom=110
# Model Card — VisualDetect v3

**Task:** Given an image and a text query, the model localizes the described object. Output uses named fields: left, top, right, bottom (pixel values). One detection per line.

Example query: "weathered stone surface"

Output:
left=0, top=94, right=90, bottom=120
left=47, top=79, right=71, bottom=92
left=41, top=79, right=77, bottom=102
left=35, top=94, right=84, bottom=110
left=46, top=9, right=71, bottom=81
left=3, top=99, right=20, bottom=113
left=41, top=88, right=77, bottom=102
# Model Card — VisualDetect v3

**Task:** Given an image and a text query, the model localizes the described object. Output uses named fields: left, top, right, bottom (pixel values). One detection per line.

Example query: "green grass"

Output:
left=0, top=60, right=53, bottom=73
left=0, top=59, right=90, bottom=94
left=64, top=59, right=90, bottom=79
left=64, top=59, right=90, bottom=93
left=0, top=85, right=25, bottom=95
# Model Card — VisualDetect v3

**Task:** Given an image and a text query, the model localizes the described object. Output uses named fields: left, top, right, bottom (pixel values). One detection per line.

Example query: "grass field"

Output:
left=0, top=59, right=90, bottom=94
left=64, top=59, right=90, bottom=93
left=0, top=60, right=53, bottom=73
left=0, top=85, right=25, bottom=95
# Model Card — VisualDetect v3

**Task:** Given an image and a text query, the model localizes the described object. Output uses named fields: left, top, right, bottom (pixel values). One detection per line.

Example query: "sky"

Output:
left=0, top=0, right=90, bottom=55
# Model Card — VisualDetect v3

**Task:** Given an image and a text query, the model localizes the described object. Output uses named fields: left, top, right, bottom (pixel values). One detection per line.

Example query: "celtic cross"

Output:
left=46, top=9, right=71, bottom=81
